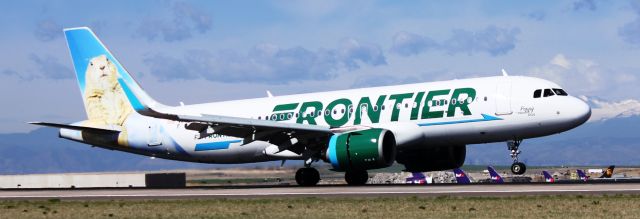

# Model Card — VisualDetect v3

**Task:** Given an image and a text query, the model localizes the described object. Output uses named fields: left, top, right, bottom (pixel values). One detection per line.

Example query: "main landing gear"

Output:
left=344, top=170, right=369, bottom=186
left=295, top=168, right=370, bottom=186
left=508, top=139, right=527, bottom=175
left=295, top=167, right=320, bottom=186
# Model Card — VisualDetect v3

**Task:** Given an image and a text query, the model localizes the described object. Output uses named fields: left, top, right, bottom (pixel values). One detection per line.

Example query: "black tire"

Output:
left=295, top=168, right=320, bottom=186
left=511, top=162, right=527, bottom=175
left=345, top=170, right=369, bottom=185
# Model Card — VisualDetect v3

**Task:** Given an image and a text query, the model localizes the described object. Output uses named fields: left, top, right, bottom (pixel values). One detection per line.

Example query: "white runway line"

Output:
left=2, top=186, right=640, bottom=199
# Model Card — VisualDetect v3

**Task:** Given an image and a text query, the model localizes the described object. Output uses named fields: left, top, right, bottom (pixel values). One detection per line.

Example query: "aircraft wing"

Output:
left=117, top=72, right=339, bottom=151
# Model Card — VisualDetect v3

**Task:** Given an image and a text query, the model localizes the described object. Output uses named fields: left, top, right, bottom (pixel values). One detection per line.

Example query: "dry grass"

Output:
left=1, top=194, right=640, bottom=218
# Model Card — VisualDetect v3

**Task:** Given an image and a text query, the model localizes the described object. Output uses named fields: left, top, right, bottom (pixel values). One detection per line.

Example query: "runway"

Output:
left=2, top=183, right=640, bottom=200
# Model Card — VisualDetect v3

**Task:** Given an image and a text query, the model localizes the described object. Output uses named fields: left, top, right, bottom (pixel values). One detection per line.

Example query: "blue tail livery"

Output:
left=487, top=166, right=504, bottom=183
left=405, top=172, right=427, bottom=184
left=542, top=170, right=555, bottom=183
left=453, top=168, right=471, bottom=184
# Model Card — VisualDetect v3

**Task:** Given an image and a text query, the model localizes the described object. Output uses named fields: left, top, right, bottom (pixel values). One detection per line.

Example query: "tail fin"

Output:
left=405, top=172, right=427, bottom=184
left=599, top=165, right=615, bottom=178
left=577, top=169, right=589, bottom=181
left=542, top=171, right=554, bottom=183
left=412, top=172, right=426, bottom=179
left=64, top=27, right=168, bottom=124
left=453, top=168, right=471, bottom=184
left=487, top=166, right=504, bottom=183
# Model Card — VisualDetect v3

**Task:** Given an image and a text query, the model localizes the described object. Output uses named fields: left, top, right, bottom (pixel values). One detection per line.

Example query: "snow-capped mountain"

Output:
left=579, top=96, right=640, bottom=122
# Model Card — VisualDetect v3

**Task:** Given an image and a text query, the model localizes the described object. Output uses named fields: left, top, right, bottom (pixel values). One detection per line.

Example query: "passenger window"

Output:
left=543, top=89, right=555, bottom=97
left=533, top=89, right=541, bottom=98
left=553, top=88, right=568, bottom=96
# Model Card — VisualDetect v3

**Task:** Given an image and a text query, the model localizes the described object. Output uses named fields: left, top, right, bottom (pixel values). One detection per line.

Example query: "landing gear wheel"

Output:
left=295, top=168, right=320, bottom=186
left=345, top=170, right=369, bottom=185
left=507, top=139, right=527, bottom=174
left=511, top=162, right=526, bottom=175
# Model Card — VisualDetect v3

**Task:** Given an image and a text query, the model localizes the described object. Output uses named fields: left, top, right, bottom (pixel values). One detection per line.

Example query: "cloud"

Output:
left=338, top=38, right=387, bottom=69
left=351, top=75, right=419, bottom=88
left=391, top=26, right=521, bottom=57
left=618, top=2, right=640, bottom=46
left=136, top=2, right=213, bottom=42
left=34, top=19, right=62, bottom=42
left=390, top=31, right=438, bottom=56
left=1, top=69, right=17, bottom=77
left=525, top=11, right=546, bottom=21
left=572, top=0, right=597, bottom=11
left=28, top=54, right=73, bottom=79
left=144, top=39, right=386, bottom=83
left=527, top=54, right=624, bottom=95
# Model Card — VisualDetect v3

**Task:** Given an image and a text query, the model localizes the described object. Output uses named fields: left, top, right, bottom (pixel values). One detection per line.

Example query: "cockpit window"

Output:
left=543, top=89, right=555, bottom=97
left=533, top=89, right=542, bottom=98
left=553, top=88, right=568, bottom=96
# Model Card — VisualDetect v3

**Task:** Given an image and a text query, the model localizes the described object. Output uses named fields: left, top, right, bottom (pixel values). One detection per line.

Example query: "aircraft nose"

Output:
left=567, top=96, right=591, bottom=126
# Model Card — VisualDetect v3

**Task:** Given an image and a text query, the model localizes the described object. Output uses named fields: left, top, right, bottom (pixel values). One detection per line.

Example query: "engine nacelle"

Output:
left=397, top=145, right=466, bottom=172
left=325, top=128, right=396, bottom=171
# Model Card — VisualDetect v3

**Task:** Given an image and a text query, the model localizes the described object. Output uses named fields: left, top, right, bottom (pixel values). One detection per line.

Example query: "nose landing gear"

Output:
left=508, top=139, right=526, bottom=175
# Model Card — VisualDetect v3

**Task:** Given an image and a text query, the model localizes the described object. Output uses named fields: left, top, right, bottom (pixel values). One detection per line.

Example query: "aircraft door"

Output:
left=147, top=122, right=163, bottom=146
left=495, top=76, right=513, bottom=115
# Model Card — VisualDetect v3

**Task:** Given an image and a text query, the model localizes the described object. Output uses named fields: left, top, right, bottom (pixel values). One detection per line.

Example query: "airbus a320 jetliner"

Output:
left=32, top=27, right=591, bottom=186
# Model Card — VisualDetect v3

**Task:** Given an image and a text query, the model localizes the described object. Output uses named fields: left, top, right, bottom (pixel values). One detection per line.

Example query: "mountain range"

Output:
left=1, top=97, right=638, bottom=174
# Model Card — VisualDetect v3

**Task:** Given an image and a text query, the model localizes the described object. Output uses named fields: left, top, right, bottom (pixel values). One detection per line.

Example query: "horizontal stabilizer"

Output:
left=29, top=122, right=120, bottom=134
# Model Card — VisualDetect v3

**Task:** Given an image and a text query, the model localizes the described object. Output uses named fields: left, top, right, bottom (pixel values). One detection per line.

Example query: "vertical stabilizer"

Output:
left=453, top=168, right=471, bottom=184
left=487, top=166, right=504, bottom=183
left=64, top=27, right=138, bottom=127
left=599, top=165, right=615, bottom=178
left=577, top=169, right=589, bottom=181
left=542, top=171, right=554, bottom=183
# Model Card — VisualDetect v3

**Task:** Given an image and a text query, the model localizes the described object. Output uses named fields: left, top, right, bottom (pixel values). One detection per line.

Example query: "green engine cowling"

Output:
left=325, top=128, right=396, bottom=171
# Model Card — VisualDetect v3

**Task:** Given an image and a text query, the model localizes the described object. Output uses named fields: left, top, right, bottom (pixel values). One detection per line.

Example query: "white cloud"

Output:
left=528, top=54, right=605, bottom=94
left=550, top=54, right=571, bottom=69
left=143, top=38, right=386, bottom=83
left=390, top=26, right=521, bottom=57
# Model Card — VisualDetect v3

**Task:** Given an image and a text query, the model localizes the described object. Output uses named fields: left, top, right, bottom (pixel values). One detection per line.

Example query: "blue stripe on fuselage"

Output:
left=195, top=140, right=242, bottom=151
left=418, top=114, right=502, bottom=126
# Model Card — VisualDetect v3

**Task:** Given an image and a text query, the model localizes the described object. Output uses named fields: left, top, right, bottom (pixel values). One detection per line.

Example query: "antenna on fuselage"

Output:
left=266, top=90, right=274, bottom=98
left=501, top=69, right=509, bottom=76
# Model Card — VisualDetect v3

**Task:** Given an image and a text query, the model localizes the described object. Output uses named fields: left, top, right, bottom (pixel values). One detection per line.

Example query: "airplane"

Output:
left=405, top=172, right=428, bottom=184
left=487, top=166, right=505, bottom=183
left=542, top=166, right=614, bottom=183
left=542, top=170, right=555, bottom=182
left=577, top=169, right=589, bottom=181
left=599, top=165, right=616, bottom=178
left=31, top=27, right=592, bottom=186
left=453, top=168, right=471, bottom=184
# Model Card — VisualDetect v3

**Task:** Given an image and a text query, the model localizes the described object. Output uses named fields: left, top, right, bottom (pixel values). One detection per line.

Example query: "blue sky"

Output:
left=1, top=0, right=639, bottom=133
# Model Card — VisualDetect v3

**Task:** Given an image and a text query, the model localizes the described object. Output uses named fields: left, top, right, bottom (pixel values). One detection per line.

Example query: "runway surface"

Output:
left=2, top=183, right=640, bottom=200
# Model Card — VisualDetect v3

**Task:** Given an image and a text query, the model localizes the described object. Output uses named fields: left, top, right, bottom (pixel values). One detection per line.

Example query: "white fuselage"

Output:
left=61, top=75, right=591, bottom=164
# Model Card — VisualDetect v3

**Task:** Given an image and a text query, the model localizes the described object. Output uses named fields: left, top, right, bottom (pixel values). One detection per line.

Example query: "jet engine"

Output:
left=396, top=145, right=466, bottom=172
left=324, top=128, right=396, bottom=171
